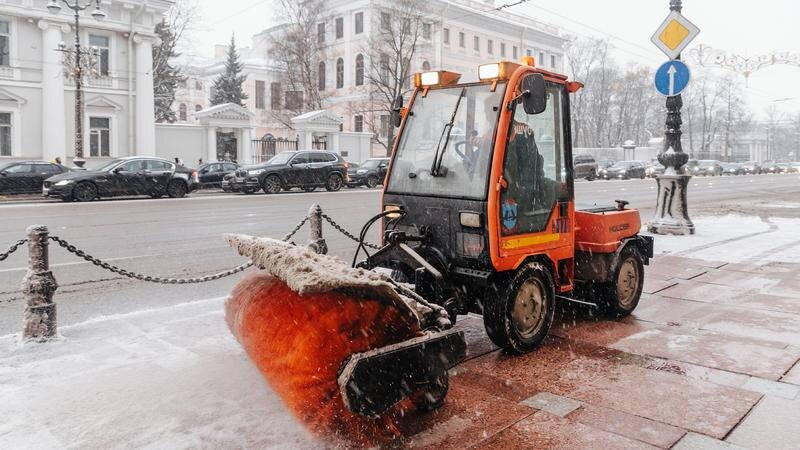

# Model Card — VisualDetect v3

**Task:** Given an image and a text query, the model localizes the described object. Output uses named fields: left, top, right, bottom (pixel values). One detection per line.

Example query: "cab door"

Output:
left=112, top=160, right=147, bottom=195
left=287, top=152, right=312, bottom=186
left=144, top=160, right=174, bottom=193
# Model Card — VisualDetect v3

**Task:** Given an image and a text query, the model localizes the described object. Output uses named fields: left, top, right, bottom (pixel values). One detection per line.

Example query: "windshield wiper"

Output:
left=430, top=88, right=466, bottom=177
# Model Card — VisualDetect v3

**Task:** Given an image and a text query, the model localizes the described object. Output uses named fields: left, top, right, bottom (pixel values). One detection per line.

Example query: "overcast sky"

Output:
left=189, top=0, right=800, bottom=119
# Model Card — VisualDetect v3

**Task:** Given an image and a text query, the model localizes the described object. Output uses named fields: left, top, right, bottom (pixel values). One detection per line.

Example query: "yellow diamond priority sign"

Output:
left=651, top=11, right=700, bottom=60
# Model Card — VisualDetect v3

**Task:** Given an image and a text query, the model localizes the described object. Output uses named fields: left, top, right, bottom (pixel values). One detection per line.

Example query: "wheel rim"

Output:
left=169, top=182, right=185, bottom=197
left=616, top=257, right=640, bottom=308
left=367, top=176, right=378, bottom=188
left=75, top=184, right=94, bottom=201
left=266, top=177, right=280, bottom=193
left=328, top=175, right=342, bottom=190
left=511, top=279, right=547, bottom=339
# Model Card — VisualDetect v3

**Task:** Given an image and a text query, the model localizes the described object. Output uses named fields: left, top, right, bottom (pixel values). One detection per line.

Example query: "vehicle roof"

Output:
left=116, top=156, right=173, bottom=162
left=2, top=160, right=59, bottom=164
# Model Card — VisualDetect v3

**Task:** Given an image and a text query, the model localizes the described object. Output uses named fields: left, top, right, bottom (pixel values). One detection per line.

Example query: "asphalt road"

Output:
left=1, top=174, right=798, bottom=334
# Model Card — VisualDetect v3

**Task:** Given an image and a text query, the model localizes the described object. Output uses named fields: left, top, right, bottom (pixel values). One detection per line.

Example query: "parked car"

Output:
left=347, top=157, right=390, bottom=188
left=43, top=156, right=198, bottom=202
left=645, top=160, right=665, bottom=178
left=792, top=162, right=800, bottom=173
left=221, top=172, right=237, bottom=192
left=229, top=150, right=348, bottom=194
left=573, top=154, right=599, bottom=180
left=0, top=161, right=70, bottom=194
left=197, top=162, right=239, bottom=188
left=761, top=161, right=779, bottom=174
left=600, top=160, right=646, bottom=180
left=693, top=160, right=723, bottom=176
left=741, top=161, right=762, bottom=175
left=721, top=162, right=744, bottom=176
left=775, top=163, right=794, bottom=174
left=597, top=159, right=615, bottom=171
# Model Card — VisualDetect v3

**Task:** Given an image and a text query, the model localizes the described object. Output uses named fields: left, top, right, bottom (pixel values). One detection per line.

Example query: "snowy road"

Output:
left=0, top=173, right=797, bottom=334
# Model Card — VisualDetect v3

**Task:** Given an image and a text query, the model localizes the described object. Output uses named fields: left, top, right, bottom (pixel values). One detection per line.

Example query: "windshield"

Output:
left=611, top=161, right=636, bottom=168
left=698, top=160, right=716, bottom=167
left=361, top=159, right=382, bottom=169
left=267, top=152, right=295, bottom=165
left=387, top=82, right=506, bottom=199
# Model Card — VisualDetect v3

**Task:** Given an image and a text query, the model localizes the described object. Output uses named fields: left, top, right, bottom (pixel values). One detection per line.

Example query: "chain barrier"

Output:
left=0, top=239, right=27, bottom=262
left=282, top=215, right=309, bottom=242
left=320, top=213, right=382, bottom=250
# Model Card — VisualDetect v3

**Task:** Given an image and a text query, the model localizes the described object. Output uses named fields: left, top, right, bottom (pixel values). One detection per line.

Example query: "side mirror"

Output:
left=390, top=94, right=403, bottom=127
left=520, top=73, right=547, bottom=115
left=113, top=167, right=124, bottom=174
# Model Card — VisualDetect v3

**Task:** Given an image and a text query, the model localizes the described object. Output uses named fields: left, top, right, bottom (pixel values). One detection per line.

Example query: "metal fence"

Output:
left=1, top=205, right=379, bottom=343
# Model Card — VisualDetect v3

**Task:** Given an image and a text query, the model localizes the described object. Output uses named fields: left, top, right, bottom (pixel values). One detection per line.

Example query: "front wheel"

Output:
left=483, top=262, right=555, bottom=354
left=325, top=173, right=343, bottom=192
left=72, top=182, right=97, bottom=202
left=262, top=175, right=282, bottom=194
left=366, top=175, right=380, bottom=188
left=586, top=170, right=596, bottom=181
left=167, top=180, right=188, bottom=198
left=598, top=246, right=645, bottom=318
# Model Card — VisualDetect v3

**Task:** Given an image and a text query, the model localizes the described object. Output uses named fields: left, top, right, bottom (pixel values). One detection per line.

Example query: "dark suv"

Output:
left=347, top=157, right=390, bottom=188
left=1, top=161, right=70, bottom=194
left=573, top=154, right=598, bottom=180
left=231, top=150, right=348, bottom=194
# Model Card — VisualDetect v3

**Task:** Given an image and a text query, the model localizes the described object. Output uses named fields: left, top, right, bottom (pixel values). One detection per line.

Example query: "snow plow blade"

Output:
left=339, top=329, right=467, bottom=418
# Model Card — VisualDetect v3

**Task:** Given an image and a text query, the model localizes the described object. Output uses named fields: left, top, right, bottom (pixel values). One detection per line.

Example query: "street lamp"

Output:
left=47, top=0, right=105, bottom=168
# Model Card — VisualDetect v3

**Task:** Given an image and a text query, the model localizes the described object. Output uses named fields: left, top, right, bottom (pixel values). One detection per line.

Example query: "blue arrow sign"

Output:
left=654, top=60, right=691, bottom=97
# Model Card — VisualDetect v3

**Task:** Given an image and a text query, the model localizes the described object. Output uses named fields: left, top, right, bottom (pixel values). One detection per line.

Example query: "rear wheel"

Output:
left=167, top=180, right=187, bottom=198
left=366, top=175, right=379, bottom=188
left=598, top=246, right=644, bottom=318
left=483, top=262, right=555, bottom=353
left=325, top=173, right=343, bottom=192
left=263, top=175, right=282, bottom=194
left=72, top=182, right=97, bottom=202
left=586, top=170, right=596, bottom=181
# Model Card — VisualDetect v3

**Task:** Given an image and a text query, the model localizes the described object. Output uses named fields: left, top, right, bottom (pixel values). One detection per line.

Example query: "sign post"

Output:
left=647, top=0, right=697, bottom=236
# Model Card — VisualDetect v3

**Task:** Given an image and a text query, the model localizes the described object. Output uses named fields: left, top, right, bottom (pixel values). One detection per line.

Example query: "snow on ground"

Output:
left=0, top=297, right=315, bottom=449
left=645, top=214, right=800, bottom=264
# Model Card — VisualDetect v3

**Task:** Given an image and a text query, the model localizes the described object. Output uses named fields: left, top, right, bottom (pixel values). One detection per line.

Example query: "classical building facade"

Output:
left=0, top=0, right=171, bottom=165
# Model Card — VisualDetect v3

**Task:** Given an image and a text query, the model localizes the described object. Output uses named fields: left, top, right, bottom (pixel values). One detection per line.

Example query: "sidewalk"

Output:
left=1, top=214, right=799, bottom=449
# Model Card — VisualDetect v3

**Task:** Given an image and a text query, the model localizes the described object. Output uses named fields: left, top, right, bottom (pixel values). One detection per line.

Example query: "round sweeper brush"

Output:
left=224, top=235, right=466, bottom=446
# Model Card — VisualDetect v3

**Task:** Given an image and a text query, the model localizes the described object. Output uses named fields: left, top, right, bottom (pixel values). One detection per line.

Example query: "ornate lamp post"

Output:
left=648, top=0, right=695, bottom=235
left=46, top=0, right=105, bottom=168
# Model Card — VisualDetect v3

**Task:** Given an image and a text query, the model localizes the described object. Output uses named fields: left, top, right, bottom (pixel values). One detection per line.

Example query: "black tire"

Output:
left=167, top=180, right=188, bottom=198
left=586, top=170, right=596, bottom=181
left=325, top=173, right=343, bottom=192
left=483, top=262, right=555, bottom=354
left=72, top=182, right=97, bottom=202
left=598, top=246, right=645, bottom=318
left=262, top=175, right=282, bottom=194
left=302, top=186, right=316, bottom=192
left=366, top=175, right=380, bottom=188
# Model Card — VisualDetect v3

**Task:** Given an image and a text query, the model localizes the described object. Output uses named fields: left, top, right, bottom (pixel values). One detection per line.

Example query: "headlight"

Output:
left=247, top=169, right=264, bottom=176
left=356, top=169, right=368, bottom=174
left=55, top=180, right=73, bottom=186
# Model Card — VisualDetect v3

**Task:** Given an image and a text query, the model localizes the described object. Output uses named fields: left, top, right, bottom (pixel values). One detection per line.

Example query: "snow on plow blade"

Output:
left=224, top=235, right=466, bottom=444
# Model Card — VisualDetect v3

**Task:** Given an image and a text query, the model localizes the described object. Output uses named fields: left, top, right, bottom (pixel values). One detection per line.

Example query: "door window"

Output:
left=500, top=85, right=566, bottom=236
left=291, top=153, right=310, bottom=165
left=223, top=163, right=237, bottom=171
left=4, top=164, right=31, bottom=174
left=309, top=153, right=331, bottom=163
left=146, top=160, right=173, bottom=171
left=33, top=164, right=54, bottom=174
left=120, top=160, right=145, bottom=172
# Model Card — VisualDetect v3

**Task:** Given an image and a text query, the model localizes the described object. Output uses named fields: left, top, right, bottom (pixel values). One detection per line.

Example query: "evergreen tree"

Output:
left=153, top=20, right=186, bottom=123
left=210, top=35, right=248, bottom=106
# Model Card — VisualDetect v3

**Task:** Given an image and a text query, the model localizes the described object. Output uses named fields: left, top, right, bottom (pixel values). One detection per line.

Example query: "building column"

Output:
left=134, top=34, right=157, bottom=155
left=239, top=127, right=253, bottom=164
left=38, top=20, right=69, bottom=163
left=331, top=132, right=340, bottom=153
left=206, top=126, right=217, bottom=162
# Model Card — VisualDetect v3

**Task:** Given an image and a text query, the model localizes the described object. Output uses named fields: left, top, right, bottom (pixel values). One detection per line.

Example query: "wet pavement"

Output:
left=404, top=255, right=800, bottom=449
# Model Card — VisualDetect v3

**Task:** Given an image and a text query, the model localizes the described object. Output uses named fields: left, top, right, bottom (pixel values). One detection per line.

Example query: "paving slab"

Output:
left=726, top=396, right=800, bottom=449
left=519, top=392, right=582, bottom=417
left=652, top=255, right=728, bottom=269
left=741, top=377, right=799, bottom=399
left=673, top=432, right=745, bottom=450
left=692, top=270, right=782, bottom=292
left=658, top=281, right=751, bottom=306
left=570, top=404, right=686, bottom=448
left=643, top=278, right=679, bottom=295
left=781, top=361, right=800, bottom=385
left=482, top=410, right=658, bottom=449
left=645, top=264, right=708, bottom=281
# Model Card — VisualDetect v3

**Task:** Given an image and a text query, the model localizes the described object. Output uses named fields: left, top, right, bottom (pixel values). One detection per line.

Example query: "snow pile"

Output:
left=646, top=214, right=800, bottom=264
left=0, top=297, right=315, bottom=449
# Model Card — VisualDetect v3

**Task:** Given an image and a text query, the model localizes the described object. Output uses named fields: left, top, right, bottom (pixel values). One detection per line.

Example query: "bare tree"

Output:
left=268, top=0, right=328, bottom=126
left=153, top=0, right=199, bottom=122
left=363, top=0, right=427, bottom=149
left=565, top=37, right=606, bottom=147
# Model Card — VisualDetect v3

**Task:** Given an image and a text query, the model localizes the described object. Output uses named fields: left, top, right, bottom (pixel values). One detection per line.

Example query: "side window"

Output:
left=5, top=164, right=32, bottom=174
left=500, top=85, right=565, bottom=236
left=146, top=160, right=172, bottom=171
left=120, top=160, right=144, bottom=172
left=291, top=153, right=310, bottom=165
left=33, top=164, right=53, bottom=174
left=224, top=164, right=237, bottom=171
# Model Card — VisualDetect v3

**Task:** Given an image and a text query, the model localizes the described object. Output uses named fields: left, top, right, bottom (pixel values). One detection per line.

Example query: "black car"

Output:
left=197, top=162, right=239, bottom=188
left=741, top=161, right=762, bottom=175
left=43, top=156, right=199, bottom=202
left=0, top=161, right=70, bottom=194
left=695, top=160, right=723, bottom=176
left=600, top=160, right=646, bottom=180
left=230, top=150, right=348, bottom=194
left=721, top=163, right=744, bottom=175
left=573, top=154, right=598, bottom=180
left=347, top=157, right=390, bottom=188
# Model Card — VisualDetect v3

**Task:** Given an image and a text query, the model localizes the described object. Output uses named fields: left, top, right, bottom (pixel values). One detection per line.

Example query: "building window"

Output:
left=318, top=61, right=326, bottom=90
left=458, top=32, right=465, bottom=48
left=487, top=39, right=493, bottom=55
left=270, top=82, right=281, bottom=110
left=379, top=53, right=389, bottom=84
left=317, top=22, right=325, bottom=44
left=381, top=12, right=391, bottom=30
left=422, top=61, right=431, bottom=71
left=379, top=114, right=389, bottom=138
left=335, top=17, right=344, bottom=39
left=500, top=42, right=506, bottom=57
left=539, top=51, right=545, bottom=63
left=0, top=113, right=10, bottom=156
left=89, top=35, right=110, bottom=76
left=195, top=80, right=203, bottom=91
left=422, top=23, right=431, bottom=40
left=355, top=54, right=364, bottom=86
left=89, top=117, right=110, bottom=157
left=285, top=91, right=303, bottom=110
left=551, top=54, right=556, bottom=68
left=473, top=36, right=479, bottom=52
left=179, top=103, right=187, bottom=121
left=354, top=12, right=363, bottom=34
left=443, top=28, right=450, bottom=45
left=255, top=80, right=266, bottom=109
left=354, top=115, right=363, bottom=132
left=336, top=57, right=344, bottom=88
left=513, top=45, right=518, bottom=59
left=0, top=21, right=9, bottom=67
left=526, top=49, right=532, bottom=57
left=195, top=104, right=202, bottom=112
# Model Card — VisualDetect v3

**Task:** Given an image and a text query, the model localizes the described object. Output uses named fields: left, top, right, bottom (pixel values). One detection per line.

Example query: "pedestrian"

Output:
left=53, top=156, right=63, bottom=165
left=198, top=158, right=203, bottom=166
left=174, top=157, right=184, bottom=166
